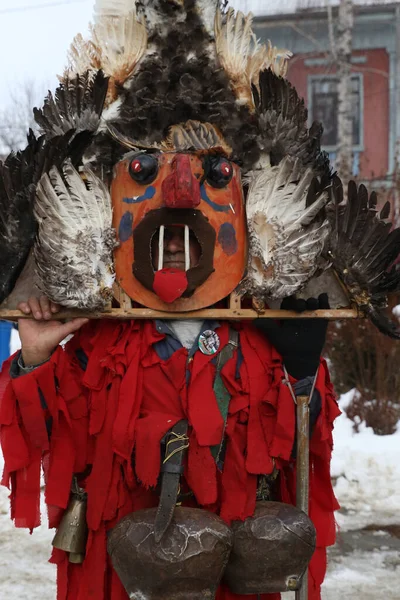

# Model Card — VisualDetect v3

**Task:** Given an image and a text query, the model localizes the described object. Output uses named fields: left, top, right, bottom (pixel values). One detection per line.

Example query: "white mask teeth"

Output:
left=184, top=225, right=190, bottom=271
left=158, top=225, right=165, bottom=271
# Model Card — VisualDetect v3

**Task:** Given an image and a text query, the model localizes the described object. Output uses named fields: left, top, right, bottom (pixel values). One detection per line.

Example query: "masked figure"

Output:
left=1, top=2, right=400, bottom=600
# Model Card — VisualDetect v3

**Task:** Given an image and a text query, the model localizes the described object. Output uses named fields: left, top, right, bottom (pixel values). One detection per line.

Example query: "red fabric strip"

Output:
left=12, top=368, right=50, bottom=451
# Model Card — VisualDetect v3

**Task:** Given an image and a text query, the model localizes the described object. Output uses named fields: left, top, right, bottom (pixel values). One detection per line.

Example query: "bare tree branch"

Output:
left=0, top=80, right=46, bottom=155
left=336, top=0, right=354, bottom=183
left=326, top=1, right=337, bottom=61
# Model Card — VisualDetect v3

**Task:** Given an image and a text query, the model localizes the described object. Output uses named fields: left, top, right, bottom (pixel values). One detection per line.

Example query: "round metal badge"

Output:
left=198, top=330, right=220, bottom=355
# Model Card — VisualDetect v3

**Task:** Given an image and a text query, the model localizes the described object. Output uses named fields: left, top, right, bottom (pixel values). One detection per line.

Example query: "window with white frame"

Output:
left=308, top=74, right=363, bottom=150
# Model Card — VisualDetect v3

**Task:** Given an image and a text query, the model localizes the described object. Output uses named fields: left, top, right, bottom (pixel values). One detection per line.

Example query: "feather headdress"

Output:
left=0, top=129, right=94, bottom=304
left=0, top=0, right=399, bottom=337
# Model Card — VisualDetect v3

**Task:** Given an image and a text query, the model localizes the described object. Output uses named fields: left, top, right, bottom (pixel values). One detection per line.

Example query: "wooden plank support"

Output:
left=229, top=291, right=242, bottom=310
left=0, top=307, right=360, bottom=321
left=112, top=283, right=133, bottom=311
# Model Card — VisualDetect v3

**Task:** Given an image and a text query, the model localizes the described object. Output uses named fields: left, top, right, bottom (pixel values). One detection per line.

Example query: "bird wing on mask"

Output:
left=0, top=149, right=37, bottom=305
left=242, top=156, right=331, bottom=300
left=0, top=129, right=95, bottom=306
left=34, top=161, right=116, bottom=309
left=327, top=178, right=400, bottom=339
left=34, top=71, right=109, bottom=138
left=0, top=63, right=113, bottom=308
left=253, top=68, right=330, bottom=173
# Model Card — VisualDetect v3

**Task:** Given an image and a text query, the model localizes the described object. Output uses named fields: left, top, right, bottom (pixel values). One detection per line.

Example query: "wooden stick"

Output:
left=0, top=307, right=359, bottom=321
left=295, top=394, right=311, bottom=600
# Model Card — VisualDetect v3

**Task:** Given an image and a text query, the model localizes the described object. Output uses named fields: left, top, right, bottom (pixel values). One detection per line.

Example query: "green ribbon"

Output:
left=210, top=329, right=238, bottom=465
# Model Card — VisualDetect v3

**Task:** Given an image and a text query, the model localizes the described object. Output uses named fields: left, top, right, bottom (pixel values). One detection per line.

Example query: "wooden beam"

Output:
left=229, top=292, right=242, bottom=310
left=0, top=307, right=360, bottom=321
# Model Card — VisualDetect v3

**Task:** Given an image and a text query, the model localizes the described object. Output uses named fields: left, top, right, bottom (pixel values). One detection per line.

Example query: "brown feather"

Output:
left=161, top=120, right=232, bottom=155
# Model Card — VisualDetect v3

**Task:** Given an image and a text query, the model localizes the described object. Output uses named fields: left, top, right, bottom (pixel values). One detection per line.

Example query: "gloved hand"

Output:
left=254, top=294, right=330, bottom=380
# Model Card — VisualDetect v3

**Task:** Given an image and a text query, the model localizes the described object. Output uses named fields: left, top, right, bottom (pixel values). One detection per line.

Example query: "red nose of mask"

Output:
left=162, top=154, right=201, bottom=209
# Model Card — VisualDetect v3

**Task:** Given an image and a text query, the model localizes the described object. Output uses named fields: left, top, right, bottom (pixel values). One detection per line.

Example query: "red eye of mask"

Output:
left=205, top=156, right=233, bottom=189
left=129, top=154, right=159, bottom=184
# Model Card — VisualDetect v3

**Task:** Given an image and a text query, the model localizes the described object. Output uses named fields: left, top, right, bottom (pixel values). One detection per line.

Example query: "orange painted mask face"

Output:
left=112, top=151, right=247, bottom=311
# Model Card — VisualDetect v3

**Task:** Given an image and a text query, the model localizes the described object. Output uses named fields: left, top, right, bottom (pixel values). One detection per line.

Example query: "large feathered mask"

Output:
left=1, top=0, right=400, bottom=337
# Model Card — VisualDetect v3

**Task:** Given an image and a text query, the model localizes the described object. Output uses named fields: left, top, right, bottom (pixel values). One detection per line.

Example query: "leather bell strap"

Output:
left=154, top=419, right=189, bottom=543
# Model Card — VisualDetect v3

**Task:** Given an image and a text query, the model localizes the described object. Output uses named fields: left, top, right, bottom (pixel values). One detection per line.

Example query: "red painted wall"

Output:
left=287, top=48, right=390, bottom=179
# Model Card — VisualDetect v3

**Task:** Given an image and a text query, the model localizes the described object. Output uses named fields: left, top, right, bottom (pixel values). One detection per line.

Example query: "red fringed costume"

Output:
left=0, top=319, right=340, bottom=600
left=1, top=0, right=399, bottom=597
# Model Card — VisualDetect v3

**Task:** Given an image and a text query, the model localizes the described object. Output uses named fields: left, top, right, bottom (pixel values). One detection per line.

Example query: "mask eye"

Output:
left=205, top=156, right=233, bottom=189
left=129, top=154, right=159, bottom=184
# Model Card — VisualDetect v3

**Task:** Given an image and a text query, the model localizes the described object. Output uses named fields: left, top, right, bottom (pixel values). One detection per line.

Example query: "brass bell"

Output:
left=52, top=477, right=88, bottom=564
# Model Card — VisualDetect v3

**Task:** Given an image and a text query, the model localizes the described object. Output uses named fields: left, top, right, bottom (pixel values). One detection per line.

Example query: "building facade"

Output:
left=252, top=2, right=400, bottom=184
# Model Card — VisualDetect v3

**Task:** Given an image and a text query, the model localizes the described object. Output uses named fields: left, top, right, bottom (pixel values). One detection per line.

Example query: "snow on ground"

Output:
left=0, top=378, right=399, bottom=598
left=322, top=549, right=400, bottom=600
left=0, top=487, right=55, bottom=599
left=331, top=390, right=400, bottom=531
left=0, top=446, right=55, bottom=598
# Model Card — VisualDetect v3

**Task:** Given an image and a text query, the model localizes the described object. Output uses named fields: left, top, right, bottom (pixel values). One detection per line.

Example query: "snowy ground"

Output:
left=320, top=390, right=400, bottom=600
left=1, top=333, right=399, bottom=598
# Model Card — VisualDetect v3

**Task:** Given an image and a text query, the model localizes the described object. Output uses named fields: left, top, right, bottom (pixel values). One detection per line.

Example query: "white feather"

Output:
left=65, top=34, right=101, bottom=77
left=34, top=161, right=116, bottom=309
left=100, top=95, right=123, bottom=125
left=243, top=156, right=331, bottom=299
left=91, top=8, right=147, bottom=84
left=215, top=7, right=292, bottom=107
left=65, top=1, right=146, bottom=90
left=215, top=9, right=253, bottom=78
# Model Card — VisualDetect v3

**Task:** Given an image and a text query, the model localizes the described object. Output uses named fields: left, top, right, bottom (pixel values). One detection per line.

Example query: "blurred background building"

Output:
left=254, top=1, right=399, bottom=179
left=232, top=0, right=400, bottom=216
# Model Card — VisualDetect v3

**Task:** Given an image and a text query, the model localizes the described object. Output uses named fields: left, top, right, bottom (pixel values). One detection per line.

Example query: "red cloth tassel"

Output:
left=12, top=367, right=50, bottom=452
left=187, top=434, right=218, bottom=506
left=219, top=418, right=257, bottom=522
left=45, top=411, right=76, bottom=511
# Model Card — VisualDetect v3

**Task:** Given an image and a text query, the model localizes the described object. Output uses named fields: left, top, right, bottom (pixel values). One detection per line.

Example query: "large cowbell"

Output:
left=112, top=151, right=247, bottom=311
